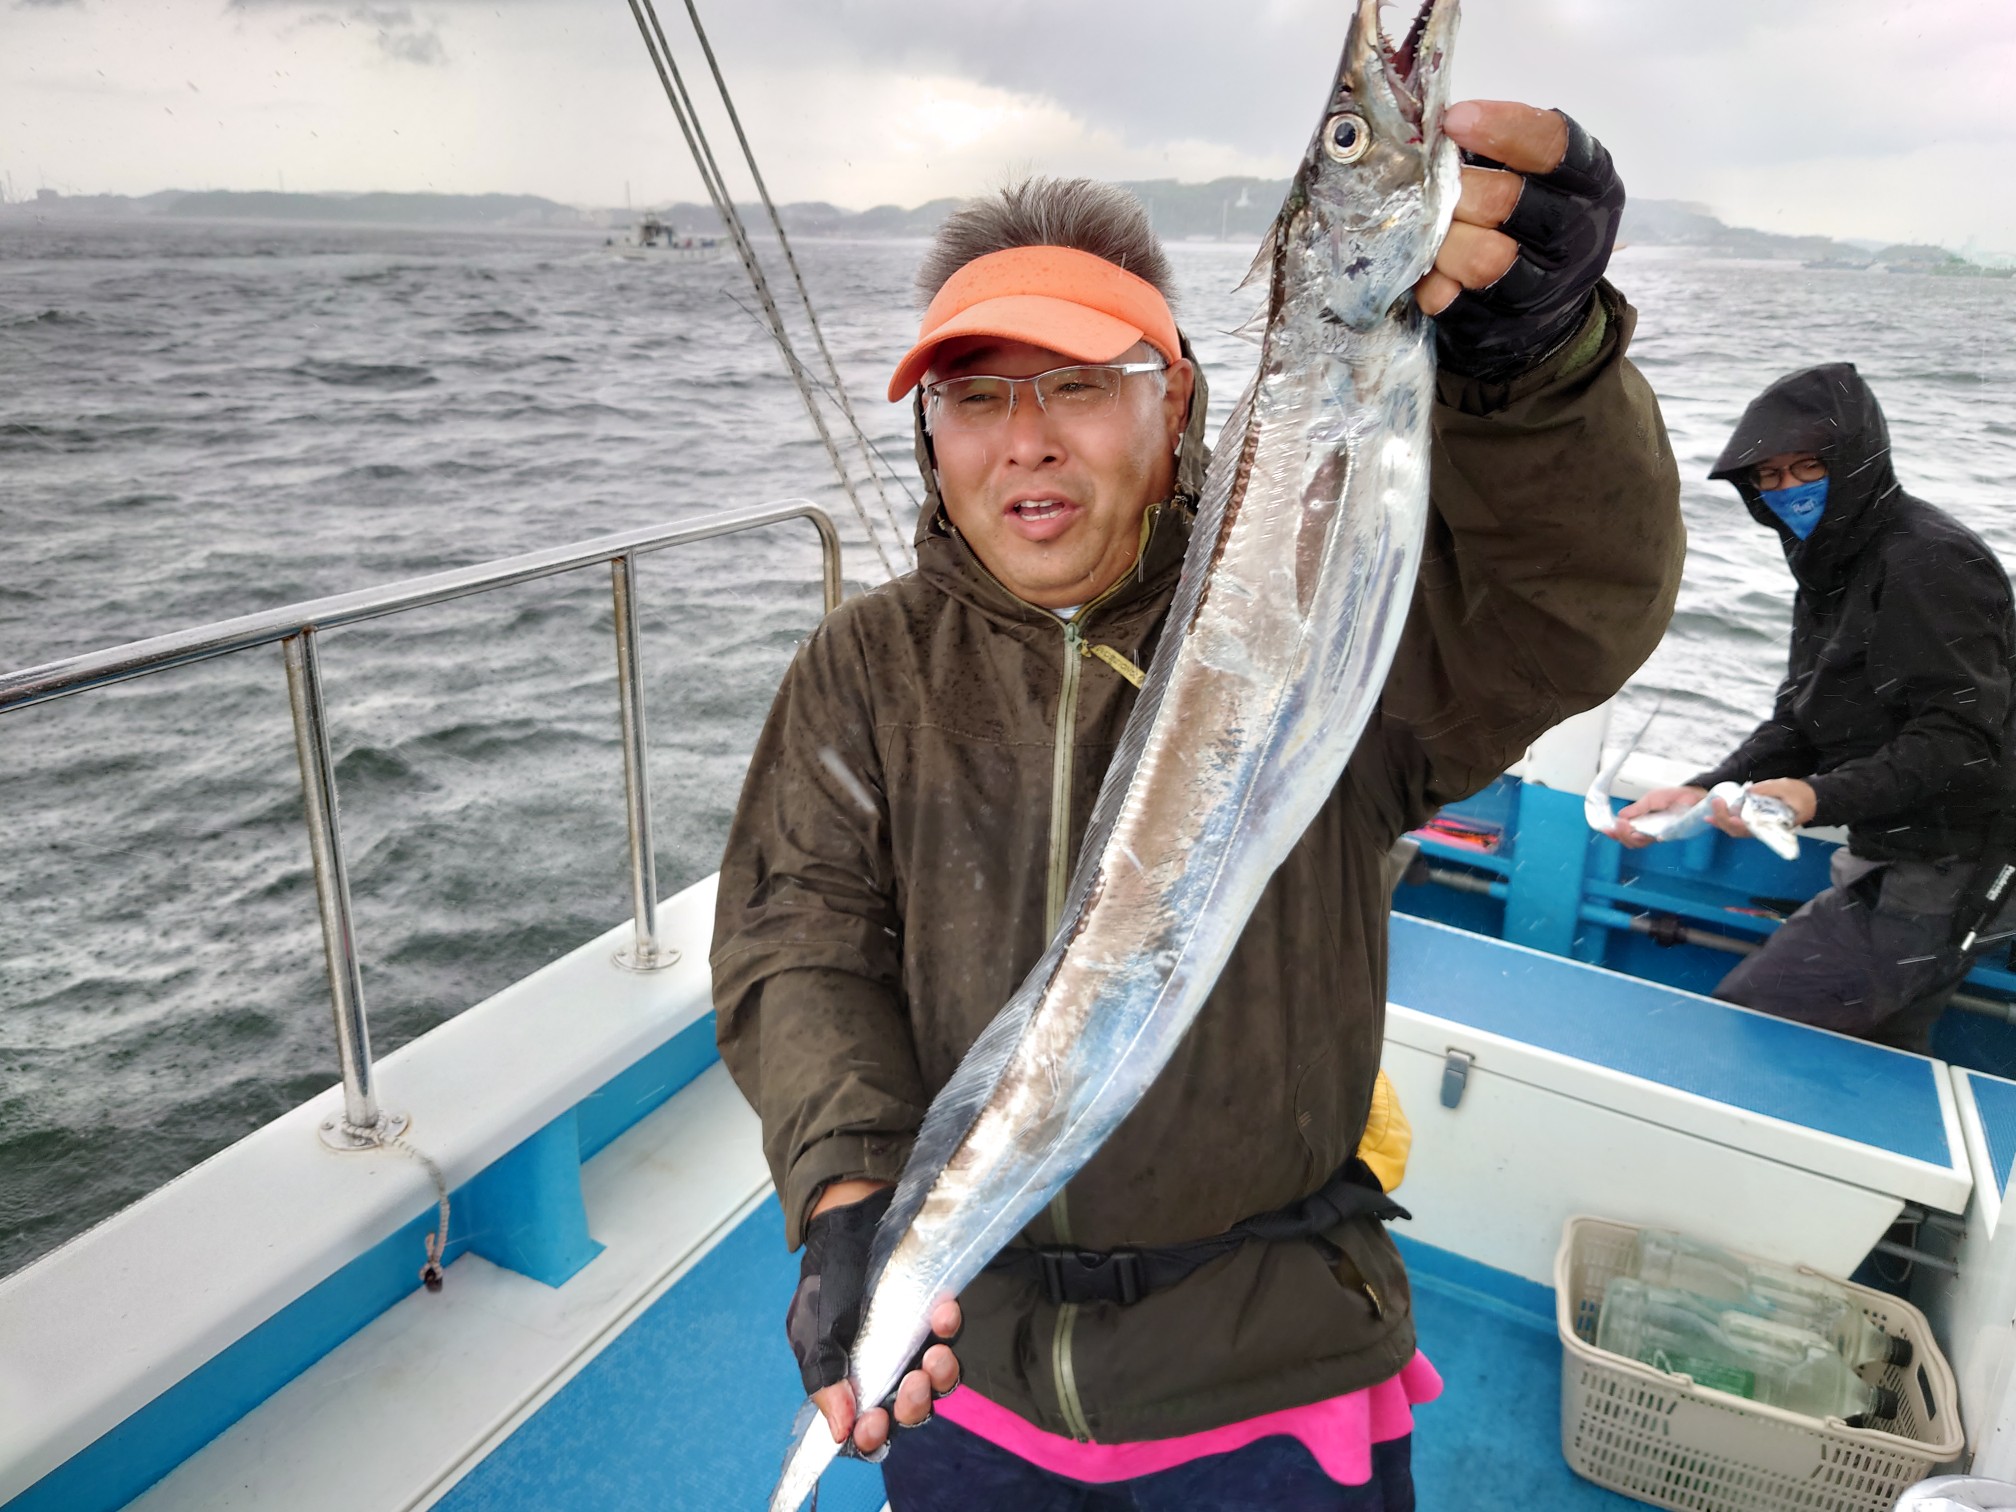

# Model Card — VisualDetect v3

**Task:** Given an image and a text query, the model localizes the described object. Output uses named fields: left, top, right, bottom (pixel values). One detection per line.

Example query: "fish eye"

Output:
left=1324, top=112, right=1371, bottom=164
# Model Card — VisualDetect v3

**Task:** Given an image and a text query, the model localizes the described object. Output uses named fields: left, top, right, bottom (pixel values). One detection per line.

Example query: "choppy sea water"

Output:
left=2, top=218, right=2013, bottom=1276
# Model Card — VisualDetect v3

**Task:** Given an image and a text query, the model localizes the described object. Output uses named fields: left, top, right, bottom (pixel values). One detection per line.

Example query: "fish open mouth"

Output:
left=1380, top=0, right=1450, bottom=124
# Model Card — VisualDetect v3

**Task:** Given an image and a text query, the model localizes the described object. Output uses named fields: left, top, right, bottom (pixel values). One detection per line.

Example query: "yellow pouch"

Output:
left=1358, top=1069, right=1412, bottom=1193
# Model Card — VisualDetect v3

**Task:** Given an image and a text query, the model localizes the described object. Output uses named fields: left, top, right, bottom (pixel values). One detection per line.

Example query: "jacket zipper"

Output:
left=1044, top=570, right=1142, bottom=1445
left=1047, top=616, right=1087, bottom=931
left=944, top=506, right=1151, bottom=1444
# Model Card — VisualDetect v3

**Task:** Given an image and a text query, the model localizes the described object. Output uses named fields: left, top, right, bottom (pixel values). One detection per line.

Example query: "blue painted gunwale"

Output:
left=2, top=1015, right=721, bottom=1512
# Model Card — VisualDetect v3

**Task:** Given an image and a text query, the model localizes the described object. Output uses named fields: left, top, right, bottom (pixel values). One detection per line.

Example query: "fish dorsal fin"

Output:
left=1223, top=311, right=1270, bottom=347
left=1225, top=224, right=1282, bottom=343
left=1239, top=221, right=1280, bottom=292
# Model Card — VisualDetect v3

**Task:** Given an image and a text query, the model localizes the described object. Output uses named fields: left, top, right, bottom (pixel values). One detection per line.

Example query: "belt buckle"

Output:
left=1037, top=1247, right=1144, bottom=1307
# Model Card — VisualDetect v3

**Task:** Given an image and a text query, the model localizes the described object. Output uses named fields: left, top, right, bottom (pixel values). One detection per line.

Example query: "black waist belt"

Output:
left=984, top=1156, right=1409, bottom=1308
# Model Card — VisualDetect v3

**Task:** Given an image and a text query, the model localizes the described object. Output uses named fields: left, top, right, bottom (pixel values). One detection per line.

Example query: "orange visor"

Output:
left=886, top=245, right=1181, bottom=402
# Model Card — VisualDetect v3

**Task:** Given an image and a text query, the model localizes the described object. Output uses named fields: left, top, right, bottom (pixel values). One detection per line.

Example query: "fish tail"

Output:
left=1584, top=697, right=1665, bottom=833
left=768, top=1399, right=843, bottom=1512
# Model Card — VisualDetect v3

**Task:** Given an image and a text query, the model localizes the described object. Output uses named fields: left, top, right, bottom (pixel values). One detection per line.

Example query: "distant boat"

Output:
left=1802, top=256, right=1873, bottom=271
left=609, top=213, right=724, bottom=262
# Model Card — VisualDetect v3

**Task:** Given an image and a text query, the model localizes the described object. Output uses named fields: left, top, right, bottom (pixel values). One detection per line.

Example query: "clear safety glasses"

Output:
left=922, top=360, right=1167, bottom=433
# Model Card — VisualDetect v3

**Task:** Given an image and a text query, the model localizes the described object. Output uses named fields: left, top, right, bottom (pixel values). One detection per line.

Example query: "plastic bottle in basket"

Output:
left=1630, top=1228, right=1912, bottom=1370
left=1597, top=1278, right=1902, bottom=1425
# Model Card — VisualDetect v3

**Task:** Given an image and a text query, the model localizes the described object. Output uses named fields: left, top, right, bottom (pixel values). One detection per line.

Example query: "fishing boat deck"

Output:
left=15, top=876, right=1986, bottom=1512
left=120, top=1057, right=1642, bottom=1511
left=424, top=1221, right=1644, bottom=1511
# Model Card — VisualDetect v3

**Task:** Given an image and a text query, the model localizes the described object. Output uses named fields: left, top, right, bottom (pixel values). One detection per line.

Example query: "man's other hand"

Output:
left=1417, top=101, right=1625, bottom=381
left=814, top=1296, right=963, bottom=1456
left=794, top=1180, right=963, bottom=1456
left=1613, top=786, right=1706, bottom=848
left=1706, top=779, right=1815, bottom=838
left=1748, top=778, right=1818, bottom=827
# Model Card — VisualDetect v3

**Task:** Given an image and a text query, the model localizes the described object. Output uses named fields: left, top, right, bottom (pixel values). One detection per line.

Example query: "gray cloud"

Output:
left=11, top=0, right=2012, bottom=247
left=228, top=0, right=449, bottom=66
left=612, top=0, right=2016, bottom=168
left=355, top=5, right=446, bottom=66
left=194, top=0, right=2014, bottom=167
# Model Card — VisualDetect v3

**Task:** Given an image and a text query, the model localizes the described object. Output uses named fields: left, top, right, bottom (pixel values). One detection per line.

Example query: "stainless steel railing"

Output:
left=0, top=501, right=843, bottom=1148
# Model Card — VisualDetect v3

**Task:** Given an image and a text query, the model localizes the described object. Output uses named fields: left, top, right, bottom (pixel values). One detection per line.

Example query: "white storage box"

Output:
left=1556, top=1215, right=1965, bottom=1512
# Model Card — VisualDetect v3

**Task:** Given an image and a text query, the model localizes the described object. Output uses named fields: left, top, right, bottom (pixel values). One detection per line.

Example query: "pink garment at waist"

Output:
left=932, top=1351, right=1442, bottom=1486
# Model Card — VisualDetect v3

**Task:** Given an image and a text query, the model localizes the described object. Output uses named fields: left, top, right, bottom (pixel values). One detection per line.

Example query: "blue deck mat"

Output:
left=434, top=1198, right=888, bottom=1512
left=436, top=1201, right=1638, bottom=1510
left=1967, top=1070, right=2016, bottom=1200
left=1404, top=1246, right=1636, bottom=1511
left=1390, top=913, right=1952, bottom=1168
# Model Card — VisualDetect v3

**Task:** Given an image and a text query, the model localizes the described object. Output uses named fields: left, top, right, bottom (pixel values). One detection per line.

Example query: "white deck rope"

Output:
left=383, top=1133, right=452, bottom=1291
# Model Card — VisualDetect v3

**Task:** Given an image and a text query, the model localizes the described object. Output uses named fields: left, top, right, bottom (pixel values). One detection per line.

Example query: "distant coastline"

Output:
left=4, top=184, right=2009, bottom=275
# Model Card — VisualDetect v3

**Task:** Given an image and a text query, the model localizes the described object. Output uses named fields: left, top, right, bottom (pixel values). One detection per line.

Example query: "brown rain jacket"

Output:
left=713, top=284, right=1684, bottom=1442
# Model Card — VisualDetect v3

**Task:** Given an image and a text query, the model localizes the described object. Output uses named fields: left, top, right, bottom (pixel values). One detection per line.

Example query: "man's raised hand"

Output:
left=1418, top=101, right=1626, bottom=381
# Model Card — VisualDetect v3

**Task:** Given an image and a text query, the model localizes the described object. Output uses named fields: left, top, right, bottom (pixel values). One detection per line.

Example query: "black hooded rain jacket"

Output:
left=1693, top=363, right=2015, bottom=862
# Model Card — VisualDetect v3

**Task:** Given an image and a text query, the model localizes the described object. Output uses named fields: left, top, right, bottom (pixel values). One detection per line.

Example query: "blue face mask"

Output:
left=1760, top=476, right=1829, bottom=540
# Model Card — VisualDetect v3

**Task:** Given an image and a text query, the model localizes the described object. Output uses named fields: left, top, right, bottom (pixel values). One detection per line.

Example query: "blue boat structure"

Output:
left=4, top=514, right=2016, bottom=1511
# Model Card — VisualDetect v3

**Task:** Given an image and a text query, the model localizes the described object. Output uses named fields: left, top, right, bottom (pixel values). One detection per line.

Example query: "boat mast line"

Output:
left=718, top=285, right=924, bottom=519
left=624, top=0, right=909, bottom=583
left=673, top=0, right=915, bottom=561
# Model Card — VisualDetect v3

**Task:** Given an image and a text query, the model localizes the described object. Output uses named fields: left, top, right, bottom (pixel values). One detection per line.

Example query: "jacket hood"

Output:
left=1710, top=362, right=1902, bottom=594
left=907, top=332, right=1214, bottom=622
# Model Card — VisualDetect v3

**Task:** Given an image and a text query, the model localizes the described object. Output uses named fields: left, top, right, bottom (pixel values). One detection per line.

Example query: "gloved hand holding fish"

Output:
left=1587, top=712, right=1804, bottom=860
left=1596, top=780, right=1804, bottom=861
left=759, top=0, right=1654, bottom=1503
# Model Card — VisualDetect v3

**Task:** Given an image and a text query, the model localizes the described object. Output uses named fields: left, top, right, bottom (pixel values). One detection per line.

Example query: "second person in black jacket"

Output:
left=1620, top=362, right=2016, bottom=1050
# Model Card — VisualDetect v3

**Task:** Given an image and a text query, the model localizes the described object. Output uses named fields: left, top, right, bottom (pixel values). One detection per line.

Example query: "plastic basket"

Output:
left=1556, top=1215, right=1964, bottom=1512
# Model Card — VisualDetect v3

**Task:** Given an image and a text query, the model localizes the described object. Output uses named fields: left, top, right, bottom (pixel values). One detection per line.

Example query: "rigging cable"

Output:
left=623, top=0, right=910, bottom=581
left=676, top=0, right=913, bottom=567
left=717, top=286, right=924, bottom=520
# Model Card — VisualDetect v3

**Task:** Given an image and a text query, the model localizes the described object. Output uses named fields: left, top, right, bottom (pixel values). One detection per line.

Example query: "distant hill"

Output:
left=2, top=188, right=594, bottom=229
left=166, top=190, right=591, bottom=227
left=6, top=185, right=2006, bottom=273
left=1617, top=199, right=1849, bottom=261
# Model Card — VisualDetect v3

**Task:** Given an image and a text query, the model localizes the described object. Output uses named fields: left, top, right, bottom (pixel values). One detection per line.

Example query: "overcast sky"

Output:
left=7, top=0, right=2015, bottom=252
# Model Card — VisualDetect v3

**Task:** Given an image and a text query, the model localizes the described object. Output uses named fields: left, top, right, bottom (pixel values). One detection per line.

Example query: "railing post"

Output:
left=810, top=508, right=844, bottom=614
left=283, top=629, right=408, bottom=1149
left=610, top=556, right=677, bottom=971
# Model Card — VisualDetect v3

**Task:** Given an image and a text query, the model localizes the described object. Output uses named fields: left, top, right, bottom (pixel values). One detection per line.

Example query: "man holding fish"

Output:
left=714, top=4, right=1684, bottom=1503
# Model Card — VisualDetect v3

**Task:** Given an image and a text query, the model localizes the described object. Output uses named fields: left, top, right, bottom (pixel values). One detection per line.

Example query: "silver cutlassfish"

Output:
left=1585, top=707, right=1802, bottom=860
left=770, top=2, right=1461, bottom=1503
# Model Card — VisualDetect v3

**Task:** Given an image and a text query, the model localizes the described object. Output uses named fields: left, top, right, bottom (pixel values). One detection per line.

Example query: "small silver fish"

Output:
left=769, top=1, right=1461, bottom=1504
left=1585, top=712, right=1801, bottom=860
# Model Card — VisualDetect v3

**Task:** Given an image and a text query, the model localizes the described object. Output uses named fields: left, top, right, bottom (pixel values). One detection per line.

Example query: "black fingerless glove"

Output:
left=1435, top=110, right=1625, bottom=383
left=785, top=1185, right=894, bottom=1396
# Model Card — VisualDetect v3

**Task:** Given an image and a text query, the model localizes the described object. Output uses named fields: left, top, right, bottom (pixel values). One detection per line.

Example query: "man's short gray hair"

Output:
left=915, top=177, right=1176, bottom=310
